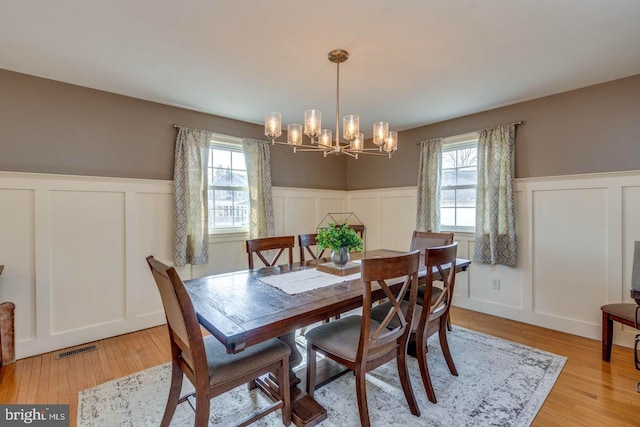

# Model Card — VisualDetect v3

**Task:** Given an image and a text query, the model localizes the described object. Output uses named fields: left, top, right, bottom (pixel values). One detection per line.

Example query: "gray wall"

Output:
left=347, top=74, right=640, bottom=190
left=0, top=69, right=347, bottom=190
left=2, top=69, right=639, bottom=192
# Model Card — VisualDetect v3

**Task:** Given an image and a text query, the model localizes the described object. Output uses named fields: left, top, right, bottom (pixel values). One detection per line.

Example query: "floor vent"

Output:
left=56, top=344, right=98, bottom=360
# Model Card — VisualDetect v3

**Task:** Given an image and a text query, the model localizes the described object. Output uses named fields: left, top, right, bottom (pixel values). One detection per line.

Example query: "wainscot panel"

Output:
left=0, top=188, right=35, bottom=342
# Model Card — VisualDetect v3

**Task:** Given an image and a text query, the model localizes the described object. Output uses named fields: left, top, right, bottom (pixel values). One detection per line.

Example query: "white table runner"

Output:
left=259, top=267, right=361, bottom=295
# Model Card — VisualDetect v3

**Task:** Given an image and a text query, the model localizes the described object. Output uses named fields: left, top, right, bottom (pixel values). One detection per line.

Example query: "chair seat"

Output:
left=305, top=315, right=398, bottom=362
left=601, top=303, right=639, bottom=325
left=204, top=335, right=291, bottom=387
left=416, top=285, right=443, bottom=306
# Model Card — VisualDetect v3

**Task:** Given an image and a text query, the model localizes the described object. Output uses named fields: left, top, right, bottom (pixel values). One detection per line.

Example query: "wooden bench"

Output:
left=601, top=303, right=639, bottom=361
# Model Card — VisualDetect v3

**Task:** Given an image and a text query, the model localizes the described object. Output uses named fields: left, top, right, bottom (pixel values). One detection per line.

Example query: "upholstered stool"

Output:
left=601, top=303, right=639, bottom=361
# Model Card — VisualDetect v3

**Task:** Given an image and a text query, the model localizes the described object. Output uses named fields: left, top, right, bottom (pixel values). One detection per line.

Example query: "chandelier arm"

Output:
left=292, top=148, right=332, bottom=152
left=295, top=143, right=330, bottom=150
left=343, top=149, right=393, bottom=157
left=352, top=147, right=388, bottom=152
left=339, top=150, right=358, bottom=159
left=272, top=140, right=333, bottom=151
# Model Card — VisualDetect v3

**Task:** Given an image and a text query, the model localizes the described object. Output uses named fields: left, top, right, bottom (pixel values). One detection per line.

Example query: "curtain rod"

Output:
left=172, top=124, right=218, bottom=134
left=173, top=124, right=270, bottom=144
left=415, top=121, right=524, bottom=144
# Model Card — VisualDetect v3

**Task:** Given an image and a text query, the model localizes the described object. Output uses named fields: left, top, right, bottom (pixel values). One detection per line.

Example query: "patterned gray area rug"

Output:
left=78, top=327, right=566, bottom=426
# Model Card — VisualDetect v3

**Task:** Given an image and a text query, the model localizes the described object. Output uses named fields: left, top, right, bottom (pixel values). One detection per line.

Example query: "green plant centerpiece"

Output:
left=316, top=223, right=363, bottom=267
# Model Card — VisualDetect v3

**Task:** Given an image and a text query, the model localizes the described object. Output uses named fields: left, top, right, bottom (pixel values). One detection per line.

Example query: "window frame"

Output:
left=207, top=134, right=250, bottom=237
left=440, top=132, right=478, bottom=234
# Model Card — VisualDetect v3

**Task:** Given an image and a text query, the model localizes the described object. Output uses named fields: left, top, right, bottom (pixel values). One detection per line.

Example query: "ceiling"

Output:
left=2, top=1, right=640, bottom=138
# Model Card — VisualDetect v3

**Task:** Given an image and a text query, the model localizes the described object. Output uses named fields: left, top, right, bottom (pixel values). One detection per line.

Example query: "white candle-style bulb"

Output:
left=372, top=122, right=389, bottom=146
left=385, top=131, right=398, bottom=153
left=319, top=129, right=332, bottom=147
left=287, top=123, right=302, bottom=145
left=351, top=133, right=364, bottom=152
left=264, top=112, right=282, bottom=140
left=304, top=109, right=321, bottom=138
left=343, top=115, right=359, bottom=141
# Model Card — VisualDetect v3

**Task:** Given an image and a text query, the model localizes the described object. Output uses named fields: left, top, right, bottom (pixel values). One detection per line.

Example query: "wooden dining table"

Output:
left=185, top=249, right=471, bottom=427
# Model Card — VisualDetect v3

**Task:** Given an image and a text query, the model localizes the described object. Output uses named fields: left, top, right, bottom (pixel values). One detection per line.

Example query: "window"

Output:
left=207, top=136, right=249, bottom=232
left=440, top=133, right=478, bottom=230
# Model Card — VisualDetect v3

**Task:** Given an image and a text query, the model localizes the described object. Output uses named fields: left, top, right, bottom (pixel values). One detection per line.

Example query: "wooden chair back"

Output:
left=305, top=250, right=422, bottom=424
left=349, top=224, right=366, bottom=238
left=410, top=231, right=454, bottom=253
left=410, top=242, right=459, bottom=403
left=298, top=233, right=326, bottom=261
left=419, top=243, right=457, bottom=323
left=146, top=256, right=208, bottom=386
left=358, top=250, right=421, bottom=362
left=245, top=236, right=294, bottom=269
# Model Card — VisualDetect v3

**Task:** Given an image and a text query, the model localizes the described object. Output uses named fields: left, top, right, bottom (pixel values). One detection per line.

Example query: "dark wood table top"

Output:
left=185, top=249, right=471, bottom=354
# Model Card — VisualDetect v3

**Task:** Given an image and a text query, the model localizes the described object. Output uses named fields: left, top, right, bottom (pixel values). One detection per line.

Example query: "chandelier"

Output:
left=264, top=49, right=398, bottom=159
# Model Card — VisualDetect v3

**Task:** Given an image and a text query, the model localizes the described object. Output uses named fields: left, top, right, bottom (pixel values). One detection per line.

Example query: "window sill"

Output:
left=208, top=229, right=249, bottom=244
left=441, top=227, right=475, bottom=238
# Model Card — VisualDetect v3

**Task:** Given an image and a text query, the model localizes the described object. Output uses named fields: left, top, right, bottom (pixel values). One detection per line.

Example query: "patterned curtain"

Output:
left=416, top=138, right=443, bottom=232
left=473, top=124, right=517, bottom=266
left=172, top=127, right=211, bottom=266
left=242, top=138, right=275, bottom=239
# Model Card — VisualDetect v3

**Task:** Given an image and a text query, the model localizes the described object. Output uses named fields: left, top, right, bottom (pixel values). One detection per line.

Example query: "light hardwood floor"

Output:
left=0, top=307, right=638, bottom=426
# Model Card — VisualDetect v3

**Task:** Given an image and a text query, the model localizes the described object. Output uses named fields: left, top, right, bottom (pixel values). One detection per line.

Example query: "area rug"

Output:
left=78, top=327, right=566, bottom=426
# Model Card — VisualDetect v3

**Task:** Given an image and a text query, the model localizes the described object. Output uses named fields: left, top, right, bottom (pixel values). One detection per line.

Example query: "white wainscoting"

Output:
left=0, top=172, right=172, bottom=358
left=348, top=172, right=640, bottom=350
left=0, top=172, right=349, bottom=358
left=2, top=170, right=640, bottom=358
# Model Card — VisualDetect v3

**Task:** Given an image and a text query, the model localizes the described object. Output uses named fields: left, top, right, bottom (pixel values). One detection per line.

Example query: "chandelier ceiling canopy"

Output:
left=265, top=49, right=398, bottom=159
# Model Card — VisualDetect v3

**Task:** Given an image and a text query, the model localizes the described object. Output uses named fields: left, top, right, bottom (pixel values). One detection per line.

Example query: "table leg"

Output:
left=278, top=331, right=303, bottom=386
left=257, top=332, right=327, bottom=427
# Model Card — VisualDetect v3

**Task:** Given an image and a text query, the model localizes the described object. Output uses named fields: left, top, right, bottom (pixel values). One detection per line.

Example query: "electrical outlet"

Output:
left=491, top=279, right=501, bottom=290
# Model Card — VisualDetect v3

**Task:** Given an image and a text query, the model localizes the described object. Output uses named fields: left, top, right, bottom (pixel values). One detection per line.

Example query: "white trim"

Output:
left=443, top=131, right=478, bottom=145
left=0, top=170, right=172, bottom=186
left=515, top=169, right=640, bottom=183
left=441, top=225, right=475, bottom=234
left=209, top=230, right=249, bottom=243
left=209, top=133, right=243, bottom=146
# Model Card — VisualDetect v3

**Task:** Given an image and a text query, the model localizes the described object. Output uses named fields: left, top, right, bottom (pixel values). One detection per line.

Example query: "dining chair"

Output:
left=371, top=243, right=459, bottom=403
left=409, top=231, right=455, bottom=331
left=305, top=250, right=422, bottom=426
left=349, top=224, right=366, bottom=239
left=246, top=236, right=295, bottom=269
left=298, top=233, right=325, bottom=262
left=602, top=241, right=640, bottom=362
left=410, top=230, right=454, bottom=252
left=601, top=303, right=640, bottom=361
left=146, top=256, right=292, bottom=427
